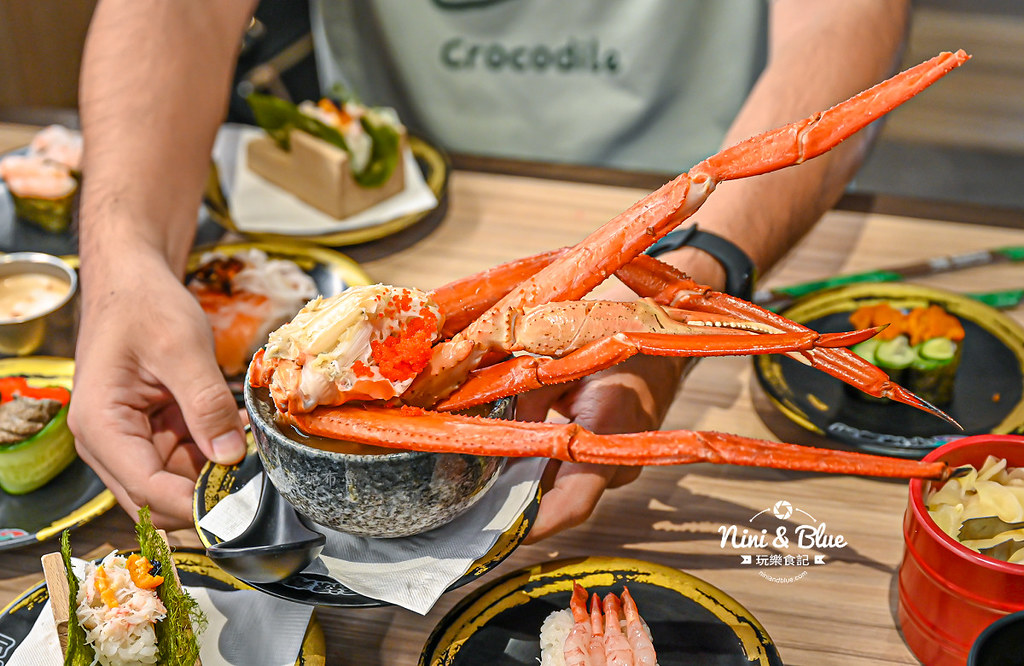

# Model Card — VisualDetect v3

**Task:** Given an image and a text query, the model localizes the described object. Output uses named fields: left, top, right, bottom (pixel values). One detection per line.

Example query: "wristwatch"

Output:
left=643, top=226, right=757, bottom=301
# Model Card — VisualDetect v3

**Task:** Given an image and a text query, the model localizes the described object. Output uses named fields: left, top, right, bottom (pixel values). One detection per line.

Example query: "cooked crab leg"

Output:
left=284, top=404, right=951, bottom=480
left=431, top=247, right=569, bottom=338
left=404, top=50, right=970, bottom=407
left=437, top=325, right=879, bottom=412
left=615, top=254, right=958, bottom=425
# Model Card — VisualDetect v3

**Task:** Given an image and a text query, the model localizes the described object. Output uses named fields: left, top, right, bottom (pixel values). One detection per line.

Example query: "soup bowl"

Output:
left=0, top=252, right=77, bottom=355
left=898, top=434, right=1024, bottom=666
left=244, top=377, right=511, bottom=538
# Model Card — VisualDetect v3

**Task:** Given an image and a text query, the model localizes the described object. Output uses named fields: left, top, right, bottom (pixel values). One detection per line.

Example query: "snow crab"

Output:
left=251, top=51, right=970, bottom=482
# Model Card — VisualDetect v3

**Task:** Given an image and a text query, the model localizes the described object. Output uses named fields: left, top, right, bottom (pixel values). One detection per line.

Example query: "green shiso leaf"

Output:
left=135, top=507, right=206, bottom=666
left=60, top=530, right=95, bottom=666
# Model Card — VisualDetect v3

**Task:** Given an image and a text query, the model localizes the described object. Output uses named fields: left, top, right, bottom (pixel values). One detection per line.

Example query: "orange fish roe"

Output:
left=351, top=360, right=375, bottom=378
left=849, top=302, right=965, bottom=344
left=371, top=312, right=439, bottom=382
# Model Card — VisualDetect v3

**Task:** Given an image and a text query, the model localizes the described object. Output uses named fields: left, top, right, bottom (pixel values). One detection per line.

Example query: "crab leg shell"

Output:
left=693, top=50, right=970, bottom=182
left=436, top=328, right=881, bottom=412
left=615, top=254, right=958, bottom=426
left=406, top=51, right=970, bottom=407
left=285, top=405, right=950, bottom=480
left=431, top=247, right=570, bottom=338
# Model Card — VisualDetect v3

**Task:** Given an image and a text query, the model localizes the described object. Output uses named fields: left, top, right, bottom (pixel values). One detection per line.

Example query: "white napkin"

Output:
left=199, top=458, right=546, bottom=614
left=7, top=562, right=313, bottom=666
left=227, top=126, right=438, bottom=235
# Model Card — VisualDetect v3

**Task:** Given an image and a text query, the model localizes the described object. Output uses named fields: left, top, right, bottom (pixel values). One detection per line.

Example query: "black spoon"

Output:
left=207, top=470, right=326, bottom=584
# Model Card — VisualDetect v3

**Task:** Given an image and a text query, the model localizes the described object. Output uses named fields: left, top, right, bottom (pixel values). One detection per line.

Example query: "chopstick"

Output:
left=753, top=246, right=1024, bottom=311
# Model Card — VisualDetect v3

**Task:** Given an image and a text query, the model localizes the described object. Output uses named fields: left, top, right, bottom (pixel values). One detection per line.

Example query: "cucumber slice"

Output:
left=875, top=335, right=915, bottom=370
left=0, top=405, right=75, bottom=495
left=909, top=337, right=961, bottom=405
left=919, top=337, right=957, bottom=362
left=851, top=337, right=880, bottom=363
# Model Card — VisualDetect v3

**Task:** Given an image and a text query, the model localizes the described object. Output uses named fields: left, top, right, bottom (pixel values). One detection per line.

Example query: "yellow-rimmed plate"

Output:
left=206, top=127, right=449, bottom=247
left=753, top=283, right=1024, bottom=458
left=186, top=240, right=373, bottom=294
left=0, top=549, right=325, bottom=665
left=0, top=357, right=115, bottom=551
left=420, top=556, right=781, bottom=665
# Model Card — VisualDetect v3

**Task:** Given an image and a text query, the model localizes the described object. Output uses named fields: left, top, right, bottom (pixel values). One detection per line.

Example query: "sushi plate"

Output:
left=208, top=124, right=450, bottom=247
left=0, top=357, right=115, bottom=552
left=0, top=549, right=325, bottom=665
left=753, top=283, right=1024, bottom=458
left=419, top=556, right=782, bottom=666
left=0, top=151, right=225, bottom=257
left=185, top=239, right=373, bottom=297
left=193, top=444, right=541, bottom=608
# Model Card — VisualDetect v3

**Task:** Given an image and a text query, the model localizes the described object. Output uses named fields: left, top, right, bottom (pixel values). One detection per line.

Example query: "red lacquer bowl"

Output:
left=898, top=434, right=1024, bottom=666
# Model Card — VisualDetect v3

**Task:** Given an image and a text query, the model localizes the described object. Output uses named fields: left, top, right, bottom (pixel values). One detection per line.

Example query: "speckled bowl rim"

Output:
left=244, top=368, right=515, bottom=463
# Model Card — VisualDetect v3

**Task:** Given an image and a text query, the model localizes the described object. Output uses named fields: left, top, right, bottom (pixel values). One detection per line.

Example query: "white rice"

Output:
left=538, top=609, right=574, bottom=666
left=537, top=605, right=658, bottom=665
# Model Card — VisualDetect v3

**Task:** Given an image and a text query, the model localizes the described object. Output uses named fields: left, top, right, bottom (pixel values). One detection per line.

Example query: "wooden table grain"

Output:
left=1, top=122, right=1023, bottom=665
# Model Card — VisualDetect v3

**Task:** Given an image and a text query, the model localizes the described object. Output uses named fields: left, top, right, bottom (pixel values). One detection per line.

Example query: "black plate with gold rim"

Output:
left=0, top=357, right=115, bottom=551
left=0, top=549, right=325, bottom=665
left=207, top=125, right=449, bottom=247
left=193, top=444, right=540, bottom=607
left=420, top=556, right=782, bottom=666
left=753, top=284, right=1024, bottom=458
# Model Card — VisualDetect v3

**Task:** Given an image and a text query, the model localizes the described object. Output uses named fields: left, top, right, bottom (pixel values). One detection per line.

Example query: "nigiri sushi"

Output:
left=540, top=582, right=659, bottom=666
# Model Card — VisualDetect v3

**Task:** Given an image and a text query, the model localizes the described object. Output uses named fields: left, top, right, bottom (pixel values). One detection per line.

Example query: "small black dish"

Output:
left=754, top=284, right=1024, bottom=458
left=968, top=610, right=1024, bottom=666
left=206, top=468, right=326, bottom=584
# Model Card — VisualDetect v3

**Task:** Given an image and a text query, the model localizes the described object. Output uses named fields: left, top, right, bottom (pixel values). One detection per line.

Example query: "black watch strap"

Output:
left=644, top=226, right=756, bottom=301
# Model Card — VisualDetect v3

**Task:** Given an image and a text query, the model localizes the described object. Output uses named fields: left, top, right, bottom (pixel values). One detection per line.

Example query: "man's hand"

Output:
left=68, top=262, right=247, bottom=528
left=517, top=354, right=687, bottom=543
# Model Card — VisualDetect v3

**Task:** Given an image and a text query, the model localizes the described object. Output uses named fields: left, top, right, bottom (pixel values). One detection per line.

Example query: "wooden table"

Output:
left=1, top=122, right=1023, bottom=665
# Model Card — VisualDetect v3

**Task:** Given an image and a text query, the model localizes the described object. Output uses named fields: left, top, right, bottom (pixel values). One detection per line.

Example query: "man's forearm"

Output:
left=660, top=0, right=910, bottom=282
left=78, top=0, right=256, bottom=279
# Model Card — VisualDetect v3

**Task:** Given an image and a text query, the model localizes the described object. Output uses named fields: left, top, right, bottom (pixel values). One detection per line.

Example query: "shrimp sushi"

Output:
left=540, top=582, right=659, bottom=666
left=188, top=248, right=317, bottom=375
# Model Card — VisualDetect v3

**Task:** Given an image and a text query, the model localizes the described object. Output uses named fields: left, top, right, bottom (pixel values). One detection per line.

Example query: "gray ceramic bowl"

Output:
left=0, top=252, right=77, bottom=355
left=244, top=379, right=511, bottom=538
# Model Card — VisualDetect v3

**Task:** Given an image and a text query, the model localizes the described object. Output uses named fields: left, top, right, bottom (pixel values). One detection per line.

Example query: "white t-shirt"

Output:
left=310, top=0, right=767, bottom=173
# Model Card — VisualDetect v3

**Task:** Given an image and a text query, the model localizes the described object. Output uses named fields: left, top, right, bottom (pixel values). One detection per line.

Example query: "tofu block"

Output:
left=247, top=129, right=406, bottom=219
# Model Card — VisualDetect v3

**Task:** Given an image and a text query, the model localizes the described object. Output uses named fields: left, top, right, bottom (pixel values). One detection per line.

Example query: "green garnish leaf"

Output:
left=353, top=112, right=402, bottom=188
left=247, top=93, right=350, bottom=154
left=60, top=530, right=94, bottom=666
left=136, top=507, right=206, bottom=666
